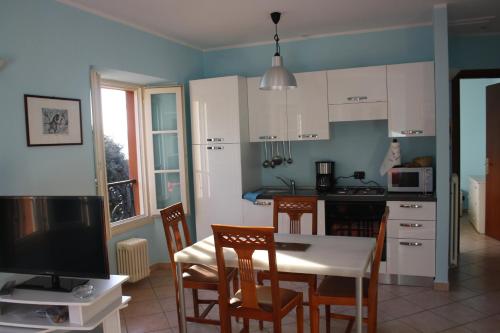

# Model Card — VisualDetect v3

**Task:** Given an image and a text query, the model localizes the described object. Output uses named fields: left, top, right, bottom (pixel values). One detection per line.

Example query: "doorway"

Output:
left=450, top=70, right=500, bottom=266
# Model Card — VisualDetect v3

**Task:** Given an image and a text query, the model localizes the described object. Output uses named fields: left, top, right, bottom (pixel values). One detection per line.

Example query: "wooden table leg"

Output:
left=177, top=261, right=187, bottom=333
left=355, top=276, right=363, bottom=333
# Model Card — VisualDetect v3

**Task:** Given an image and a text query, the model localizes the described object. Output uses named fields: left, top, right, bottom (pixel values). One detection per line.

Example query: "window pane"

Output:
left=151, top=93, right=177, bottom=131
left=155, top=172, right=181, bottom=209
left=153, top=133, right=179, bottom=170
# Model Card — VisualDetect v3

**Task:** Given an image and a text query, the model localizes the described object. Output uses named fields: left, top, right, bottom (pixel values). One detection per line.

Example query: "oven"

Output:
left=325, top=200, right=387, bottom=261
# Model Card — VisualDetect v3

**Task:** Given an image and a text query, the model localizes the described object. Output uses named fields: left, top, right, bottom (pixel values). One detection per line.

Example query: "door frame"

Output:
left=450, top=69, right=500, bottom=256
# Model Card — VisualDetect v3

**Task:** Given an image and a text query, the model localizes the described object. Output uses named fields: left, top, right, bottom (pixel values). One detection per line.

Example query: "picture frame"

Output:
left=24, top=95, right=83, bottom=146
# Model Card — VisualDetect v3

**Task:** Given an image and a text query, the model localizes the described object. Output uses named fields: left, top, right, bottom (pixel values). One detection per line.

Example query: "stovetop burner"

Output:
left=330, top=186, right=386, bottom=196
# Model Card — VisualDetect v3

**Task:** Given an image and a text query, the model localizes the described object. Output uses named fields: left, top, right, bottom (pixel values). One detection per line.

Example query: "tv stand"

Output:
left=0, top=275, right=129, bottom=332
left=16, top=275, right=88, bottom=292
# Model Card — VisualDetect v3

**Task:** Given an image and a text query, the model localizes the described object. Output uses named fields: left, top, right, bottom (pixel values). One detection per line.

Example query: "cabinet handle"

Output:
left=298, top=134, right=319, bottom=139
left=400, top=130, right=424, bottom=135
left=253, top=201, right=272, bottom=206
left=207, top=138, right=223, bottom=142
left=400, top=203, right=422, bottom=208
left=400, top=223, right=423, bottom=228
left=400, top=241, right=423, bottom=247
left=347, top=96, right=368, bottom=102
left=259, top=135, right=278, bottom=140
left=206, top=146, right=224, bottom=150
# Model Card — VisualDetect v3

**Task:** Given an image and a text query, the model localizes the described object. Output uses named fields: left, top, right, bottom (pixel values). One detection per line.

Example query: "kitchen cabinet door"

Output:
left=247, top=76, right=287, bottom=142
left=327, top=65, right=387, bottom=104
left=192, top=144, right=243, bottom=240
left=387, top=238, right=436, bottom=277
left=287, top=71, right=329, bottom=141
left=190, top=76, right=244, bottom=144
left=387, top=62, right=436, bottom=137
left=242, top=199, right=274, bottom=226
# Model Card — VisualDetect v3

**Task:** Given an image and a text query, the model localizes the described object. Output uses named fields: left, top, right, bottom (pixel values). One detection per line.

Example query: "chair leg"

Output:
left=297, top=294, right=304, bottom=333
left=325, top=305, right=331, bottom=333
left=233, top=272, right=240, bottom=323
left=257, top=272, right=264, bottom=330
left=243, top=318, right=250, bottom=333
left=273, top=319, right=282, bottom=333
left=192, top=289, right=200, bottom=318
left=368, top=302, right=377, bottom=333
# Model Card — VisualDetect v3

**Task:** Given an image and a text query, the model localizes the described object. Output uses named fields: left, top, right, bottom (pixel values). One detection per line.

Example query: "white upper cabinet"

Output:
left=287, top=71, right=329, bottom=140
left=387, top=61, right=436, bottom=137
left=327, top=65, right=388, bottom=122
left=327, top=65, right=387, bottom=104
left=190, top=76, right=245, bottom=144
left=247, top=76, right=287, bottom=142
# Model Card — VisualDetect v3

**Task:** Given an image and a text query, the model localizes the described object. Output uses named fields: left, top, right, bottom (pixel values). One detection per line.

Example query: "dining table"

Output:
left=174, top=233, right=376, bottom=333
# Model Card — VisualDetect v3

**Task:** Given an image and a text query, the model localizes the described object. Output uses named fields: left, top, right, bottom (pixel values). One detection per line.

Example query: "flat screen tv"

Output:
left=0, top=196, right=109, bottom=292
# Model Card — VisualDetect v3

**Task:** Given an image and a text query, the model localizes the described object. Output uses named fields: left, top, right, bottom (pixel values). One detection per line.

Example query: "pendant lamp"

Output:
left=259, top=12, right=297, bottom=90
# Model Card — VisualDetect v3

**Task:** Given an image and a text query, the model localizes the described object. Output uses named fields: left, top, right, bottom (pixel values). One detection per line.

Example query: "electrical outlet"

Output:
left=354, top=171, right=365, bottom=180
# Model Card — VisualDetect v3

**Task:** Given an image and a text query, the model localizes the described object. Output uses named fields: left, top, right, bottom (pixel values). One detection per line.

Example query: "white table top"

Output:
left=174, top=234, right=376, bottom=278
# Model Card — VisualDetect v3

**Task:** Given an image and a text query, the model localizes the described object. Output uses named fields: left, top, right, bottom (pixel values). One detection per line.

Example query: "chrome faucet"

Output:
left=276, top=176, right=296, bottom=194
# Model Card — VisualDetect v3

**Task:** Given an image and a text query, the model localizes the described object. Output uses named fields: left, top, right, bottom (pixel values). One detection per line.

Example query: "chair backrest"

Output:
left=273, top=196, right=318, bottom=235
left=212, top=225, right=281, bottom=313
left=160, top=202, right=191, bottom=290
left=368, top=207, right=389, bottom=294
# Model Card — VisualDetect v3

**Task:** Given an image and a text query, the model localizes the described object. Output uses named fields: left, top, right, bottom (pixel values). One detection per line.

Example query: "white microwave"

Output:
left=387, top=167, right=433, bottom=193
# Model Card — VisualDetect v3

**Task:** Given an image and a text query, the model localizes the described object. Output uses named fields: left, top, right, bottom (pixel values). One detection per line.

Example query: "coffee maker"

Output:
left=316, top=161, right=335, bottom=192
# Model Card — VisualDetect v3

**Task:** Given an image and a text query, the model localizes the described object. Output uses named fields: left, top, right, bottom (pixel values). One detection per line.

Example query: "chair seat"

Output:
left=318, top=276, right=369, bottom=300
left=231, top=285, right=298, bottom=312
left=183, top=264, right=234, bottom=283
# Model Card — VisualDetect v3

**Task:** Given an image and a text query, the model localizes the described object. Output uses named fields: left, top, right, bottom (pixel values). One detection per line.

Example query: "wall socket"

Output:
left=354, top=171, right=366, bottom=180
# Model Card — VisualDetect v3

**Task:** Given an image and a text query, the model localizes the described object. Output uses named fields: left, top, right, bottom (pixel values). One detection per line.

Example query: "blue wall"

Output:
left=450, top=35, right=500, bottom=70
left=460, top=78, right=500, bottom=207
left=0, top=0, right=203, bottom=275
left=203, top=26, right=436, bottom=188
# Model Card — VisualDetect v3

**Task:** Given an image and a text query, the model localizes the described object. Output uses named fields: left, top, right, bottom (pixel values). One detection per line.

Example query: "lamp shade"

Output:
left=259, top=56, right=297, bottom=90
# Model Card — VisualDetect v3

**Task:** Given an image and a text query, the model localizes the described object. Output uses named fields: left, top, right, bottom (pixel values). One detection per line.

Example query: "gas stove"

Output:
left=328, top=186, right=386, bottom=196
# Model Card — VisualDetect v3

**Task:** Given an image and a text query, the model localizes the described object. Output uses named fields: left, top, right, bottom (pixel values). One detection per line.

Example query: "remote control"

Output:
left=0, top=281, right=16, bottom=296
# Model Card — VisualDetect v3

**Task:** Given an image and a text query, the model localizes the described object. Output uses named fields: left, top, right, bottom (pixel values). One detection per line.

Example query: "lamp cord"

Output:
left=274, top=24, right=280, bottom=56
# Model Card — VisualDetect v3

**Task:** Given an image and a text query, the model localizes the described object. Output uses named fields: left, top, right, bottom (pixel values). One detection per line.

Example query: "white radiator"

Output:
left=117, top=238, right=150, bottom=282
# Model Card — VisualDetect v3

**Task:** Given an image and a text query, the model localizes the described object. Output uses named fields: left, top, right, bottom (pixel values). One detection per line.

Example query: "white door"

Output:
left=327, top=65, right=387, bottom=104
left=387, top=62, right=436, bottom=137
left=247, top=77, right=287, bottom=142
left=192, top=144, right=243, bottom=240
left=190, top=76, right=242, bottom=144
left=286, top=71, right=329, bottom=141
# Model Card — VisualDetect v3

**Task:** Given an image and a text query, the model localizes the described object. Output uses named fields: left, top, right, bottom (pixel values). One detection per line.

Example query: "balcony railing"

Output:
left=107, top=179, right=137, bottom=222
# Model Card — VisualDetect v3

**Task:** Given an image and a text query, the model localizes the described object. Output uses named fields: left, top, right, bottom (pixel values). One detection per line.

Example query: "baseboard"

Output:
left=433, top=281, right=450, bottom=291
left=150, top=262, right=170, bottom=272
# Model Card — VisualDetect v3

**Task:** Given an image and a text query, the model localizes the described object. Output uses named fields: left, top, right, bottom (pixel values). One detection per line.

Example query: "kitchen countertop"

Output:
left=251, top=187, right=436, bottom=202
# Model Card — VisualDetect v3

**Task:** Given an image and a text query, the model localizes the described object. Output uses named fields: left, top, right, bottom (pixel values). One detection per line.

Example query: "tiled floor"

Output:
left=120, top=215, right=500, bottom=332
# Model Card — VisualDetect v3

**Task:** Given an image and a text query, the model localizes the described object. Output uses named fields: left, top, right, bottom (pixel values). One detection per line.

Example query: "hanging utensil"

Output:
left=287, top=139, right=293, bottom=164
left=270, top=142, right=276, bottom=168
left=262, top=141, right=270, bottom=168
left=272, top=140, right=283, bottom=166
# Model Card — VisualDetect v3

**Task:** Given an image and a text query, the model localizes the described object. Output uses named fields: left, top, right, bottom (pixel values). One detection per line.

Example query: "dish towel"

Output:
left=242, top=191, right=263, bottom=203
left=380, top=139, right=401, bottom=175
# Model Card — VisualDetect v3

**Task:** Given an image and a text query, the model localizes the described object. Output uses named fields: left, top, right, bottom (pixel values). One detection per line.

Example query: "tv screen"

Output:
left=0, top=196, right=109, bottom=283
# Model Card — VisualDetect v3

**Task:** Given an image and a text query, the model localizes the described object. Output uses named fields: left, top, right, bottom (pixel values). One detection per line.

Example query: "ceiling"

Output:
left=58, top=0, right=500, bottom=50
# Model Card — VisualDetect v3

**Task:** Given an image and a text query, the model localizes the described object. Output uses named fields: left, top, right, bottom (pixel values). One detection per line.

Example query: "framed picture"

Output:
left=24, top=95, right=82, bottom=146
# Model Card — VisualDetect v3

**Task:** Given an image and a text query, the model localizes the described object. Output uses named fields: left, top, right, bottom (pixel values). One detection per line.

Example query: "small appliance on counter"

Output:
left=316, top=161, right=334, bottom=192
left=387, top=167, right=433, bottom=193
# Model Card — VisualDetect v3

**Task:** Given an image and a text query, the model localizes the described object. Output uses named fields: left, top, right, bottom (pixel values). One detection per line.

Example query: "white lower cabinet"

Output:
left=386, top=200, right=436, bottom=277
left=468, top=176, right=485, bottom=234
left=242, top=199, right=274, bottom=227
left=387, top=238, right=435, bottom=277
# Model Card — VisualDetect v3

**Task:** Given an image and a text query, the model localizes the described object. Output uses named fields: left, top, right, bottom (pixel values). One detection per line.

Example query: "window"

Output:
left=90, top=71, right=188, bottom=236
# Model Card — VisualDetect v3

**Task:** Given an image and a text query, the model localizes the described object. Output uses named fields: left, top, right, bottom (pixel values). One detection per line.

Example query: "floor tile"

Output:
left=125, top=312, right=170, bottom=333
left=465, top=314, right=500, bottom=332
left=126, top=287, right=157, bottom=303
left=402, top=289, right=453, bottom=310
left=398, top=310, right=456, bottom=333
left=378, top=298, right=424, bottom=319
left=439, top=326, right=473, bottom=333
left=460, top=292, right=500, bottom=315
left=377, top=319, right=421, bottom=333
left=431, top=302, right=486, bottom=325
left=122, top=299, right=164, bottom=318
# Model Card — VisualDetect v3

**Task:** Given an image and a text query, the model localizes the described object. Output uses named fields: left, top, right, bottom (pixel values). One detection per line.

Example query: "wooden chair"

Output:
left=160, top=202, right=238, bottom=326
left=310, top=207, right=389, bottom=333
left=257, top=195, right=318, bottom=328
left=212, top=224, right=304, bottom=333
